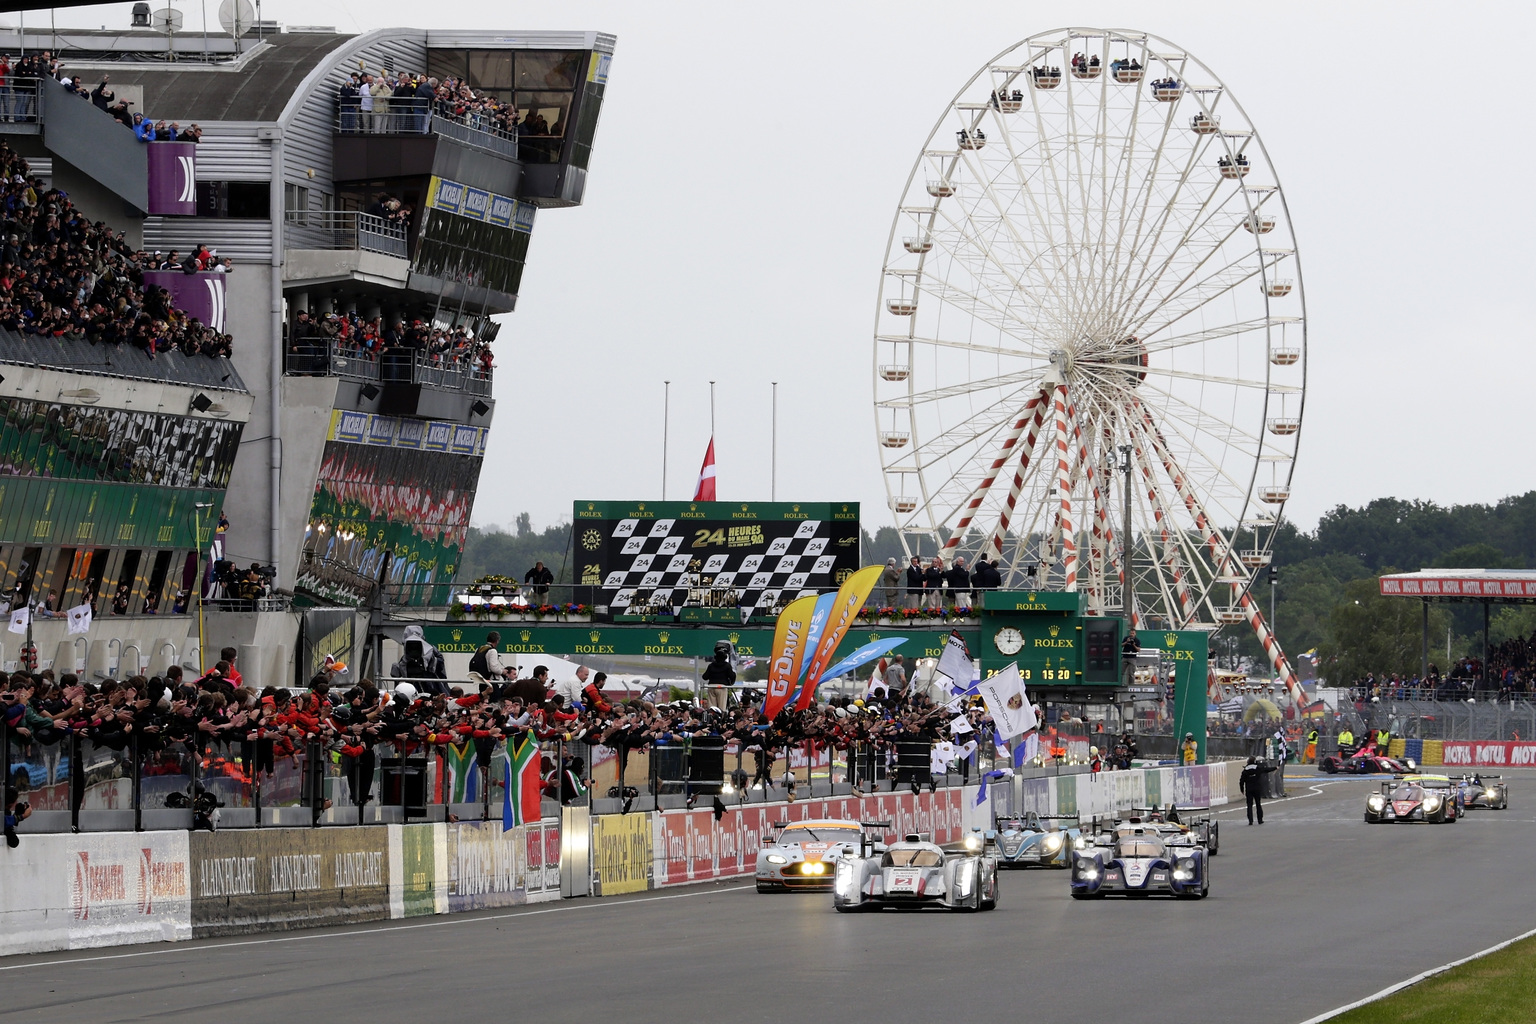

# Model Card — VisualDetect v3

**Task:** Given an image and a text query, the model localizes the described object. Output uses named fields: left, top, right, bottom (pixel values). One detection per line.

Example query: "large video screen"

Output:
left=573, top=500, right=860, bottom=614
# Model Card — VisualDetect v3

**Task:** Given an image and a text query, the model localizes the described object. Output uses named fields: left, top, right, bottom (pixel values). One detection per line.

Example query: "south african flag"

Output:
left=502, top=736, right=542, bottom=831
left=445, top=742, right=480, bottom=803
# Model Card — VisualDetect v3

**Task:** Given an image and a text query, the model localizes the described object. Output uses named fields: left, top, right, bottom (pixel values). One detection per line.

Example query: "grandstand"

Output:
left=0, top=17, right=614, bottom=683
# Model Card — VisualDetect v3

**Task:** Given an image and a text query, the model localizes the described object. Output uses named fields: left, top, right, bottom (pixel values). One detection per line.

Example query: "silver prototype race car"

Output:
left=756, top=819, right=884, bottom=892
left=977, top=812, right=1080, bottom=868
left=1456, top=774, right=1509, bottom=810
left=1070, top=817, right=1210, bottom=899
left=833, top=832, right=999, bottom=912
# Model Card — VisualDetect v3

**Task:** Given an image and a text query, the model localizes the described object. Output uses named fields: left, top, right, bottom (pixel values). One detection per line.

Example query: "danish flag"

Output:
left=693, top=437, right=717, bottom=501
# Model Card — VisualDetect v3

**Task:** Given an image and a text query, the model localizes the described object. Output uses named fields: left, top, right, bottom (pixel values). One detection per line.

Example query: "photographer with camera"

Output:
left=5, top=783, right=31, bottom=848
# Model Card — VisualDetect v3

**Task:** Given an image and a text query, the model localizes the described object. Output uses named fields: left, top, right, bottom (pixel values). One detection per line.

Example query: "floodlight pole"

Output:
left=771, top=381, right=777, bottom=502
left=1118, top=445, right=1132, bottom=621
left=662, top=380, right=670, bottom=500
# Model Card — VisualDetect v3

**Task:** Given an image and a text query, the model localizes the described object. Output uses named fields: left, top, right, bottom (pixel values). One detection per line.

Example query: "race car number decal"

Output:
left=888, top=869, right=922, bottom=893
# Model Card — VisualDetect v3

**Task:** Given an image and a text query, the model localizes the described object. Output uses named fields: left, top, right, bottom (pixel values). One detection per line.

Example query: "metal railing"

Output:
left=0, top=78, right=45, bottom=127
left=284, top=339, right=492, bottom=396
left=284, top=210, right=407, bottom=258
left=334, top=101, right=520, bottom=159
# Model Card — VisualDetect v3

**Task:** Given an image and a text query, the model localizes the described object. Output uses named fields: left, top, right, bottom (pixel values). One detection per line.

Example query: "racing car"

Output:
left=832, top=832, right=999, bottom=912
left=1070, top=819, right=1209, bottom=899
left=1456, top=774, right=1509, bottom=810
left=1088, top=805, right=1220, bottom=857
left=756, top=819, right=882, bottom=892
left=978, top=812, right=1080, bottom=868
left=1318, top=750, right=1416, bottom=775
left=1364, top=775, right=1459, bottom=824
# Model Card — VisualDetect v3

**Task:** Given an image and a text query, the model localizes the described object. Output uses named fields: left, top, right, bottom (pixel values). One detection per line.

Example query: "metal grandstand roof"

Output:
left=1379, top=570, right=1536, bottom=602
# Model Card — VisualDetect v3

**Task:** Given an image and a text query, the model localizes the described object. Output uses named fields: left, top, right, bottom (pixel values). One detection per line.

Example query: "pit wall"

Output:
left=0, top=763, right=1241, bottom=957
left=0, top=820, right=560, bottom=957
left=590, top=761, right=1240, bottom=896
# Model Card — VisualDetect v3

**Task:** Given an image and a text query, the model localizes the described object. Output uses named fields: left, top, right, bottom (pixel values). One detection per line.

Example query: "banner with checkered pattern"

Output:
left=573, top=501, right=860, bottom=613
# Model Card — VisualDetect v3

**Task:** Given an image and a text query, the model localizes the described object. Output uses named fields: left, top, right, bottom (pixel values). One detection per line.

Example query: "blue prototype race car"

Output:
left=1070, top=821, right=1209, bottom=900
left=978, top=812, right=1080, bottom=868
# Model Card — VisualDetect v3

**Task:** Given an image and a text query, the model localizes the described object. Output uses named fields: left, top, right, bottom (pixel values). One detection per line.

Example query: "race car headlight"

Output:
left=1173, top=858, right=1195, bottom=880
left=955, top=861, right=974, bottom=896
left=963, top=834, right=983, bottom=852
left=1073, top=836, right=1089, bottom=850
left=1423, top=796, right=1441, bottom=811
left=1080, top=867, right=1098, bottom=880
left=1486, top=788, right=1499, bottom=798
left=1405, top=758, right=1417, bottom=770
left=1043, top=833, right=1064, bottom=851
left=766, top=854, right=787, bottom=865
left=807, top=861, right=826, bottom=875
left=1368, top=796, right=1385, bottom=810
left=835, top=862, right=855, bottom=896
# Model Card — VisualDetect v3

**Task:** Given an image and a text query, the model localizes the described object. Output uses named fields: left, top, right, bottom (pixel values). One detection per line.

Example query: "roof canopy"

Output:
left=1379, top=569, right=1536, bottom=602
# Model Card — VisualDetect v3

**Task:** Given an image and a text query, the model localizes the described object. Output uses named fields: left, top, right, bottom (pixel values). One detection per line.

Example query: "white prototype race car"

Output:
left=755, top=819, right=882, bottom=892
left=832, top=832, right=999, bottom=912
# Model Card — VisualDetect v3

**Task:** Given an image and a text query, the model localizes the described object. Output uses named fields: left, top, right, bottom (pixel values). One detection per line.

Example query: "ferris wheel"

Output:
left=874, top=28, right=1306, bottom=700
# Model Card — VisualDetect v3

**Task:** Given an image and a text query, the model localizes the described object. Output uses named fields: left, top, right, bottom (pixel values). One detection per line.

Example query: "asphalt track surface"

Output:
left=5, top=773, right=1536, bottom=1024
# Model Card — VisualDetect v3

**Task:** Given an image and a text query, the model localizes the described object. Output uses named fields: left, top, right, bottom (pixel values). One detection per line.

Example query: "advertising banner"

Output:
left=144, top=141, right=197, bottom=216
left=645, top=788, right=965, bottom=889
left=445, top=820, right=559, bottom=910
left=67, top=831, right=191, bottom=950
left=1439, top=741, right=1536, bottom=767
left=591, top=812, right=653, bottom=896
left=571, top=499, right=861, bottom=618
left=189, top=827, right=389, bottom=937
left=390, top=823, right=442, bottom=918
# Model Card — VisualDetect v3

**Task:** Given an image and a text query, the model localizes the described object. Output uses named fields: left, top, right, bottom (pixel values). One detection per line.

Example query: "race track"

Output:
left=5, top=772, right=1536, bottom=1024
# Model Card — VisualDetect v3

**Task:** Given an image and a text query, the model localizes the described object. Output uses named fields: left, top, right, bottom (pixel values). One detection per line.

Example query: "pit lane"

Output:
left=5, top=772, right=1535, bottom=1024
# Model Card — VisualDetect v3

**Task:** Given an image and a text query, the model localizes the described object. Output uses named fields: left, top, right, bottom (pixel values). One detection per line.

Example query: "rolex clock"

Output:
left=993, top=626, right=1024, bottom=656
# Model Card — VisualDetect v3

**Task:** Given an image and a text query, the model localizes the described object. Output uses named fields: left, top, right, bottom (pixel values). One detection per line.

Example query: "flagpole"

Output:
left=662, top=380, right=670, bottom=501
left=709, top=380, right=715, bottom=439
left=771, top=381, right=778, bottom=502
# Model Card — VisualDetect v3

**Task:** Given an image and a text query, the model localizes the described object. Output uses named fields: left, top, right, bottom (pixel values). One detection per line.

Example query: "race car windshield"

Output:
left=1390, top=785, right=1424, bottom=800
left=1115, top=839, right=1165, bottom=859
left=883, top=849, right=943, bottom=867
left=782, top=828, right=861, bottom=845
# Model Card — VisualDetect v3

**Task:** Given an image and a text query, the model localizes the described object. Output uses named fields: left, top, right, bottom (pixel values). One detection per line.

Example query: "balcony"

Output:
left=284, top=340, right=493, bottom=398
left=334, top=103, right=521, bottom=160
left=285, top=210, right=408, bottom=258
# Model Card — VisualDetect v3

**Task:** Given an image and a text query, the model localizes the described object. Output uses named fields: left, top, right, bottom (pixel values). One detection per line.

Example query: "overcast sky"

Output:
left=37, top=1, right=1536, bottom=536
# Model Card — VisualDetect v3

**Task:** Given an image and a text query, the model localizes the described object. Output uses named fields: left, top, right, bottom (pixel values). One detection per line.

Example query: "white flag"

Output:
left=931, top=741, right=955, bottom=775
left=7, top=607, right=28, bottom=634
left=949, top=714, right=974, bottom=736
left=956, top=739, right=978, bottom=763
left=1021, top=732, right=1040, bottom=763
left=67, top=603, right=93, bottom=635
left=977, top=663, right=1038, bottom=739
left=934, top=630, right=974, bottom=690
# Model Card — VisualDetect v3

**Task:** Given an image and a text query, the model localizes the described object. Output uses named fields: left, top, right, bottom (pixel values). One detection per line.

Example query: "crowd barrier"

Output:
left=0, top=761, right=1242, bottom=957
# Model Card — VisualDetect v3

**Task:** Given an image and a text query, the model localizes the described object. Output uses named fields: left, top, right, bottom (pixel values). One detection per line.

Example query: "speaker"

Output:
left=686, top=735, right=726, bottom=793
left=378, top=383, right=421, bottom=415
left=894, top=741, right=932, bottom=784
left=359, top=383, right=380, bottom=401
left=190, top=392, right=213, bottom=412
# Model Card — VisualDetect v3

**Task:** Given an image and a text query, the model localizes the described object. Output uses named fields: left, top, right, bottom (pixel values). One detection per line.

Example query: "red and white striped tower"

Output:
left=986, top=396, right=1050, bottom=561
left=1051, top=384, right=1077, bottom=591
left=944, top=390, right=1046, bottom=554
left=1130, top=399, right=1304, bottom=705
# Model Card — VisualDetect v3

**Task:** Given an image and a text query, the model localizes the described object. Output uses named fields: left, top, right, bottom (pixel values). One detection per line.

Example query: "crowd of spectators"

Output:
left=879, top=553, right=1005, bottom=611
left=0, top=144, right=234, bottom=358
left=1345, top=638, right=1536, bottom=702
left=287, top=305, right=493, bottom=375
left=337, top=69, right=559, bottom=145
left=2, top=639, right=1006, bottom=837
left=0, top=52, right=200, bottom=143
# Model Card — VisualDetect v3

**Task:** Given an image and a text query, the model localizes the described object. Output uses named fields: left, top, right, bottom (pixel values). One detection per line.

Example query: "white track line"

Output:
left=0, top=883, right=753, bottom=973
left=1210, top=780, right=1348, bottom=814
left=1297, top=924, right=1536, bottom=1023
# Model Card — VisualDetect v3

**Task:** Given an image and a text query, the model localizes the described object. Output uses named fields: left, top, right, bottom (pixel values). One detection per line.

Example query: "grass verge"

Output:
left=1326, top=932, right=1536, bottom=1023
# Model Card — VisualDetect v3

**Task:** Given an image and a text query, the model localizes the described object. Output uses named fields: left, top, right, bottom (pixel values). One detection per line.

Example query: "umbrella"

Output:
left=1244, top=699, right=1281, bottom=722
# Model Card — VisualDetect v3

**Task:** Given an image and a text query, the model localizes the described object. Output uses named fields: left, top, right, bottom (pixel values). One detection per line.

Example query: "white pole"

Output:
left=771, top=381, right=777, bottom=501
left=662, top=380, right=670, bottom=500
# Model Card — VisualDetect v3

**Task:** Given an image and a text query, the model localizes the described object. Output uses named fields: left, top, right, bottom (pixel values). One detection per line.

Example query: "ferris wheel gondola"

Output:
left=874, top=27, right=1307, bottom=702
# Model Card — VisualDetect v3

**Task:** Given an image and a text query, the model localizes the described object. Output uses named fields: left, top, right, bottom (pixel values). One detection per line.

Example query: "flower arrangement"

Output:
left=856, top=605, right=976, bottom=621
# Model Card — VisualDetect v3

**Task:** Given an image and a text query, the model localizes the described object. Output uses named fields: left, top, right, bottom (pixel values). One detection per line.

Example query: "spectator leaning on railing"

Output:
left=0, top=144, right=234, bottom=359
left=1, top=651, right=1004, bottom=838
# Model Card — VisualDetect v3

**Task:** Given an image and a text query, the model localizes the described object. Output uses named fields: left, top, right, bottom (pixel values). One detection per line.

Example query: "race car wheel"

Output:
left=1322, top=760, right=1337, bottom=774
left=833, top=900, right=858, bottom=913
left=1209, top=823, right=1220, bottom=856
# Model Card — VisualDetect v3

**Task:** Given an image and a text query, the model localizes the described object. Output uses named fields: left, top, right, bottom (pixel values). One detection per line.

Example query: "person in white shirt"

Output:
left=555, top=665, right=588, bottom=707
